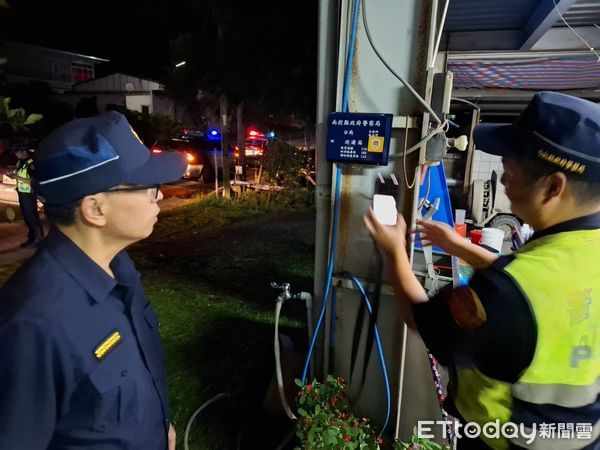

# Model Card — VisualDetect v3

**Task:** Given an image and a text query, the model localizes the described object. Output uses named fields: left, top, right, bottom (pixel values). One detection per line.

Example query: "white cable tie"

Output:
left=390, top=173, right=399, bottom=185
left=377, top=172, right=385, bottom=184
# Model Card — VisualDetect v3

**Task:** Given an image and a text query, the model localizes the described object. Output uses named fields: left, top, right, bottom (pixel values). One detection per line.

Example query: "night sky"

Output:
left=0, top=0, right=318, bottom=80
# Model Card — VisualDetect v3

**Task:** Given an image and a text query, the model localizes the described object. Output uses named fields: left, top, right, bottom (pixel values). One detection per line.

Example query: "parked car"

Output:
left=152, top=133, right=237, bottom=183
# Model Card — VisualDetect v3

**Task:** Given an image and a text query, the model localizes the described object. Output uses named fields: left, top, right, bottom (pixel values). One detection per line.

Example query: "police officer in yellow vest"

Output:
left=364, top=92, right=599, bottom=449
left=8, top=146, right=44, bottom=247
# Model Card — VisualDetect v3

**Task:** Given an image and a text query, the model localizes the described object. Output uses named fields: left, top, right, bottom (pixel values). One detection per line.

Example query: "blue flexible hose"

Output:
left=343, top=272, right=391, bottom=438
left=299, top=0, right=392, bottom=440
left=301, top=165, right=342, bottom=383
left=301, top=0, right=361, bottom=384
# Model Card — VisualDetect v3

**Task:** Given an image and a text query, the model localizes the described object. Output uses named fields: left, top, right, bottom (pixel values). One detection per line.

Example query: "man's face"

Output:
left=101, top=185, right=163, bottom=244
left=15, top=150, right=27, bottom=159
left=500, top=157, right=543, bottom=224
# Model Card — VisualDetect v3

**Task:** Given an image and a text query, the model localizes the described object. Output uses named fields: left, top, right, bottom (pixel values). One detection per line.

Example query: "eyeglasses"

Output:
left=105, top=184, right=161, bottom=199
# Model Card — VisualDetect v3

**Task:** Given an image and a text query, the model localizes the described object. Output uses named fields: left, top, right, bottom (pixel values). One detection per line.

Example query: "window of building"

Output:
left=52, top=63, right=60, bottom=74
left=71, top=62, right=93, bottom=84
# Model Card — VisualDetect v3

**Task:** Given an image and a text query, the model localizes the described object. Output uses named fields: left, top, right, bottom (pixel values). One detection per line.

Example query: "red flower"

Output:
left=361, top=417, right=368, bottom=423
left=376, top=437, right=383, bottom=445
left=329, top=397, right=338, bottom=406
left=344, top=435, right=351, bottom=442
left=306, top=385, right=313, bottom=393
left=339, top=412, right=346, bottom=419
left=353, top=421, right=359, bottom=428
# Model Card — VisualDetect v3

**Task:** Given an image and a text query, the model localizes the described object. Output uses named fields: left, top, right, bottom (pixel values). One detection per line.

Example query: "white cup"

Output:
left=455, top=209, right=466, bottom=224
left=481, top=227, right=504, bottom=253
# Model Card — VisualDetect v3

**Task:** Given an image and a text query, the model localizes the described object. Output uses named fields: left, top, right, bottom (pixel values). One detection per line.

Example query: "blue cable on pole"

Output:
left=301, top=163, right=342, bottom=383
left=342, top=0, right=361, bottom=113
left=301, top=0, right=361, bottom=384
left=342, top=272, right=391, bottom=438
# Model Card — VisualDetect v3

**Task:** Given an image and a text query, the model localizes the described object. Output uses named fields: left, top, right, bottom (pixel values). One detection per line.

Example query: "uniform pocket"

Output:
left=88, top=357, right=138, bottom=430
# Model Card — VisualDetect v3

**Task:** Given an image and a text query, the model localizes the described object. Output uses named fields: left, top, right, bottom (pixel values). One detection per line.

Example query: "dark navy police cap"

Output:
left=35, top=111, right=187, bottom=205
left=474, top=91, right=600, bottom=182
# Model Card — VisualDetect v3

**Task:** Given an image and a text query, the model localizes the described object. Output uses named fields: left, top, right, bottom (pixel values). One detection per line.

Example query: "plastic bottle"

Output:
left=454, top=209, right=467, bottom=238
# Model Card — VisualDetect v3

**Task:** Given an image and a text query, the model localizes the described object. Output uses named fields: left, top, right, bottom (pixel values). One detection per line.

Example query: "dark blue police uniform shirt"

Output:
left=0, top=227, right=169, bottom=449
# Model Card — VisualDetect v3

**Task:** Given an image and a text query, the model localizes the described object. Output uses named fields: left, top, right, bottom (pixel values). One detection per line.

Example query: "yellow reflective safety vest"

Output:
left=15, top=158, right=33, bottom=193
left=454, top=229, right=600, bottom=450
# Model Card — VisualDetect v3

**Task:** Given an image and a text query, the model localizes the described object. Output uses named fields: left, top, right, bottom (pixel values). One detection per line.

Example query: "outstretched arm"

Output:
left=413, top=219, right=498, bottom=269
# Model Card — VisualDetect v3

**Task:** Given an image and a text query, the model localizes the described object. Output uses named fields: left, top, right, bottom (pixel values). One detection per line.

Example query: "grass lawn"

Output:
left=0, top=193, right=316, bottom=450
left=131, top=194, right=316, bottom=449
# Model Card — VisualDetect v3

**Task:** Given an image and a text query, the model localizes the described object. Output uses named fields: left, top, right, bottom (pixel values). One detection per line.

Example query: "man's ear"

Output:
left=542, top=172, right=567, bottom=202
left=78, top=195, right=107, bottom=227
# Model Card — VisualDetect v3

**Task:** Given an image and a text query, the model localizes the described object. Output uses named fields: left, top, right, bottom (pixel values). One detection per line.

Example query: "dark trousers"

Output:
left=18, top=191, right=44, bottom=243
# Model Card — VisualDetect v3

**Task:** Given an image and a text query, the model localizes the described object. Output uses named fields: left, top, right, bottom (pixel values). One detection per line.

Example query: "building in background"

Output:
left=61, top=73, right=177, bottom=117
left=0, top=39, right=108, bottom=92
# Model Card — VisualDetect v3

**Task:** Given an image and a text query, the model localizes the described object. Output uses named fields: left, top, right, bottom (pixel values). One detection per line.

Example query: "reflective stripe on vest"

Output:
left=513, top=377, right=600, bottom=408
left=506, top=230, right=600, bottom=449
left=16, top=159, right=32, bottom=193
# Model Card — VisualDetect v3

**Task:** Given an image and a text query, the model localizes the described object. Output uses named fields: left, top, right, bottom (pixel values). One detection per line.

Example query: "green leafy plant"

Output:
left=295, top=376, right=450, bottom=450
left=262, top=140, right=308, bottom=188
left=393, top=431, right=451, bottom=450
left=0, top=97, right=43, bottom=132
left=118, top=109, right=181, bottom=145
left=295, top=375, right=383, bottom=449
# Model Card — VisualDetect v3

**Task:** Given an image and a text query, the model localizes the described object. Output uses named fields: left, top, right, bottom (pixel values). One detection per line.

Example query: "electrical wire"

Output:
left=402, top=125, right=416, bottom=189
left=553, top=0, right=600, bottom=62
left=451, top=97, right=480, bottom=111
left=342, top=272, right=391, bottom=438
left=418, top=167, right=432, bottom=210
left=362, top=0, right=443, bottom=124
left=429, top=0, right=451, bottom=69
left=391, top=121, right=446, bottom=161
left=342, top=0, right=362, bottom=112
left=184, top=392, right=229, bottom=450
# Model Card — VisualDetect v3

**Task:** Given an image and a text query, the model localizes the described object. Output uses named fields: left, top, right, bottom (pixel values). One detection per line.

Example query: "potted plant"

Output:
left=295, top=375, right=382, bottom=449
left=394, top=432, right=451, bottom=449
left=295, top=376, right=450, bottom=450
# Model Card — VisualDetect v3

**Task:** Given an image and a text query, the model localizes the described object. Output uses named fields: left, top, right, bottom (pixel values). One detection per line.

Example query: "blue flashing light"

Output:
left=207, top=128, right=221, bottom=140
left=267, top=131, right=275, bottom=139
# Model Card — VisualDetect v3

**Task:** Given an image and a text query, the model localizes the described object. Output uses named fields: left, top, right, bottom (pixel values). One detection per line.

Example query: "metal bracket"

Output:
left=331, top=276, right=395, bottom=297
left=392, top=115, right=420, bottom=129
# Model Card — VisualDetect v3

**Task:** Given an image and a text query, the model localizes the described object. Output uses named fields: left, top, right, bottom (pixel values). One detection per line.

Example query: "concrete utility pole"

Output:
left=315, top=0, right=443, bottom=442
left=220, top=94, right=231, bottom=199
left=236, top=102, right=246, bottom=180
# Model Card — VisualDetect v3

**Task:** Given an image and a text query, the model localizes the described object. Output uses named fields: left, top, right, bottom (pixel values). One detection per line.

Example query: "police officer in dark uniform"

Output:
left=7, top=145, right=44, bottom=247
left=364, top=92, right=599, bottom=449
left=0, top=112, right=187, bottom=449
